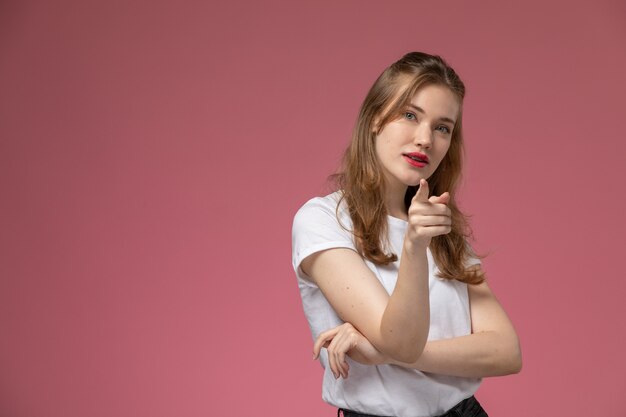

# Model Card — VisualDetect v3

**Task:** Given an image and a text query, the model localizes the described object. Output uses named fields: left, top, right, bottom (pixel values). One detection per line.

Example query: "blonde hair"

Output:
left=334, top=52, right=484, bottom=284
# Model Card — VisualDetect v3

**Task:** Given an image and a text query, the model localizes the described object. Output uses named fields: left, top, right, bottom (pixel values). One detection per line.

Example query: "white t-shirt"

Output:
left=292, top=191, right=481, bottom=417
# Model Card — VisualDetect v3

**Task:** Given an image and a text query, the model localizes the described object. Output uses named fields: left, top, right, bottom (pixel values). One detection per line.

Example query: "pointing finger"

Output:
left=413, top=179, right=430, bottom=203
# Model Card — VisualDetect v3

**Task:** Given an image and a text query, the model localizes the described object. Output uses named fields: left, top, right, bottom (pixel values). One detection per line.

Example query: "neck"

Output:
left=384, top=182, right=408, bottom=220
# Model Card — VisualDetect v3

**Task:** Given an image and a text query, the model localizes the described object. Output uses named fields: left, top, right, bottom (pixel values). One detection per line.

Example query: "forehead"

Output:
left=407, top=84, right=460, bottom=121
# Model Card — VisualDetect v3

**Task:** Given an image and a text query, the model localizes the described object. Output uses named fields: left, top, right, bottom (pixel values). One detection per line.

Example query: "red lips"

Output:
left=404, top=152, right=429, bottom=163
left=403, top=152, right=429, bottom=168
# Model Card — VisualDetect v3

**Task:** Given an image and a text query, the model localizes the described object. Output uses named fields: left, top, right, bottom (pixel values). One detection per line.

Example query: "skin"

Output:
left=309, top=84, right=522, bottom=380
left=313, top=272, right=523, bottom=379
left=374, top=84, right=458, bottom=219
left=301, top=84, right=463, bottom=372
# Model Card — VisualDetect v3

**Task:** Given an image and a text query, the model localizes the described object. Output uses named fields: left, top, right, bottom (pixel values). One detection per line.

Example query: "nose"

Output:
left=413, top=125, right=433, bottom=148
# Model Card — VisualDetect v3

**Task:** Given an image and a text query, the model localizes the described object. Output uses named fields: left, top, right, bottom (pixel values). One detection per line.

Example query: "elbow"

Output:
left=498, top=353, right=522, bottom=376
left=509, top=343, right=523, bottom=374
left=503, top=352, right=522, bottom=375
left=511, top=356, right=523, bottom=374
left=384, top=338, right=427, bottom=364
left=486, top=332, right=522, bottom=376
left=503, top=336, right=523, bottom=375
left=377, top=318, right=429, bottom=363
left=392, top=349, right=422, bottom=364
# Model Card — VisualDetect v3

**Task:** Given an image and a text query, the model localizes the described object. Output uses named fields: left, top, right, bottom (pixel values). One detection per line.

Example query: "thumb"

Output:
left=413, top=179, right=430, bottom=203
left=428, top=191, right=450, bottom=205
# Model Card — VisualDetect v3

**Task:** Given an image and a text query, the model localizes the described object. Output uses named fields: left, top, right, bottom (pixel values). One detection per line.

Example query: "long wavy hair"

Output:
left=333, top=52, right=484, bottom=284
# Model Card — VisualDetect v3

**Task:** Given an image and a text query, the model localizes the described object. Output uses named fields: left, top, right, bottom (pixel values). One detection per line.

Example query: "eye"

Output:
left=436, top=125, right=451, bottom=134
left=404, top=112, right=417, bottom=121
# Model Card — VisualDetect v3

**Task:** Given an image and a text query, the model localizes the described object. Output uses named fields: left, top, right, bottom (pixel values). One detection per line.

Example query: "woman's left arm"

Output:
left=392, top=270, right=522, bottom=378
left=314, top=267, right=523, bottom=379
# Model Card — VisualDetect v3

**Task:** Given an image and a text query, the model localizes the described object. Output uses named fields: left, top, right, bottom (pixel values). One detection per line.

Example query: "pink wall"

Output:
left=1, top=1, right=625, bottom=416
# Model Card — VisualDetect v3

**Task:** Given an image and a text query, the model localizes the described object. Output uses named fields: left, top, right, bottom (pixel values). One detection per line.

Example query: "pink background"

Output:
left=1, top=1, right=625, bottom=416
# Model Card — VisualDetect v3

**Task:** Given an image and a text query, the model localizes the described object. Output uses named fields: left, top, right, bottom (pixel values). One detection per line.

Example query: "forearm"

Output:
left=379, top=243, right=430, bottom=363
left=389, top=330, right=522, bottom=378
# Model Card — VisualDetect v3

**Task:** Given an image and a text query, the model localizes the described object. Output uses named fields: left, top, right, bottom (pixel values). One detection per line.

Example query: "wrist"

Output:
left=403, top=237, right=429, bottom=255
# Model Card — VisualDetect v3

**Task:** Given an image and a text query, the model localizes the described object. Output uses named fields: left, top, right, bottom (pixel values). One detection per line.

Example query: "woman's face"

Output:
left=374, top=83, right=460, bottom=192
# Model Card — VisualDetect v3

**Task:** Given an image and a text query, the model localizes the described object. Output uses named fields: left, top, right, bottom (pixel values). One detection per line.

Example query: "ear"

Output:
left=372, top=117, right=381, bottom=133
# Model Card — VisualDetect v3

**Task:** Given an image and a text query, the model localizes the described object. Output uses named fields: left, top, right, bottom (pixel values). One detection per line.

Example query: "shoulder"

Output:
left=293, top=191, right=349, bottom=230
left=294, top=190, right=345, bottom=214
left=291, top=191, right=355, bottom=273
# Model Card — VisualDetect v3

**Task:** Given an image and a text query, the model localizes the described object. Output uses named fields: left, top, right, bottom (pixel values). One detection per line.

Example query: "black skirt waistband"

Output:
left=337, top=395, right=488, bottom=417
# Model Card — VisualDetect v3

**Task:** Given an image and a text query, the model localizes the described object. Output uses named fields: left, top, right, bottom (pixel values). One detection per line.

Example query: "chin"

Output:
left=405, top=175, right=428, bottom=187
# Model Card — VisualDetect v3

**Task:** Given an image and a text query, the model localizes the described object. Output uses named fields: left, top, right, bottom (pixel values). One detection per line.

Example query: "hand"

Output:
left=313, top=323, right=386, bottom=379
left=406, top=179, right=451, bottom=248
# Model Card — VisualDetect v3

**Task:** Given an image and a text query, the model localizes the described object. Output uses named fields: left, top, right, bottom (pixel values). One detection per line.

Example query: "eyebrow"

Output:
left=408, top=104, right=456, bottom=125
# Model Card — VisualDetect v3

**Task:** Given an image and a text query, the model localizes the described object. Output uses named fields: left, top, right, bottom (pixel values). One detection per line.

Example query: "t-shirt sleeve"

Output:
left=291, top=197, right=357, bottom=276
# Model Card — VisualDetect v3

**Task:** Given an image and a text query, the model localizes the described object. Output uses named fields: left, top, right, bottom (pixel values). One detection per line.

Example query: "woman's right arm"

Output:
left=301, top=180, right=451, bottom=366
left=302, top=244, right=429, bottom=365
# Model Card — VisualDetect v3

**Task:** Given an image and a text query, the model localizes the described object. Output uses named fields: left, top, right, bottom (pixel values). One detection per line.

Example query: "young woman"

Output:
left=291, top=52, right=521, bottom=417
